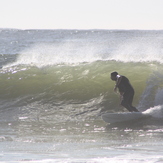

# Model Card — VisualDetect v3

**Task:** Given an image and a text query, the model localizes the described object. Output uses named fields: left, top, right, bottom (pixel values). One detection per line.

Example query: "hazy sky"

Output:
left=0, top=0, right=163, bottom=29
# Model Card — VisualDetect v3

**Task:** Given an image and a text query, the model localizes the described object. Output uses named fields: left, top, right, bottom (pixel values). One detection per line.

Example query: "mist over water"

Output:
left=1, top=29, right=163, bottom=67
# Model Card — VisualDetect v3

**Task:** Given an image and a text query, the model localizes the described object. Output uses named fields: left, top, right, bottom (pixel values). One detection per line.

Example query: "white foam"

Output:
left=4, top=33, right=163, bottom=68
left=14, top=43, right=102, bottom=67
left=143, top=105, right=163, bottom=118
left=109, top=39, right=163, bottom=63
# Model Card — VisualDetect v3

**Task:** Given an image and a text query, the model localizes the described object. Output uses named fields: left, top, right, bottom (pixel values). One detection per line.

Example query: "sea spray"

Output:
left=138, top=70, right=163, bottom=111
left=144, top=105, right=163, bottom=119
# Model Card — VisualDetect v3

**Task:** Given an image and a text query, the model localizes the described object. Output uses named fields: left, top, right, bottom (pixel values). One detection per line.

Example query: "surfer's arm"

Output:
left=114, top=75, right=122, bottom=92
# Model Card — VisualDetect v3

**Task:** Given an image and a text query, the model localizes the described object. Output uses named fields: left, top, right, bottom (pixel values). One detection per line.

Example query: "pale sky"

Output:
left=0, top=0, right=163, bottom=30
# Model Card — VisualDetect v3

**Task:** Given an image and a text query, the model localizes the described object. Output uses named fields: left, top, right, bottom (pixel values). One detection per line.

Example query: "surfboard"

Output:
left=101, top=112, right=151, bottom=124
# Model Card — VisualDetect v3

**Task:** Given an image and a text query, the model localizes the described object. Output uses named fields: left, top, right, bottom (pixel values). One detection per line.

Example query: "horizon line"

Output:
left=1, top=27, right=163, bottom=31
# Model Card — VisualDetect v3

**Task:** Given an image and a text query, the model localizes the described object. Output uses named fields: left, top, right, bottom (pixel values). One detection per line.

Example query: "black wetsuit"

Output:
left=117, top=76, right=139, bottom=112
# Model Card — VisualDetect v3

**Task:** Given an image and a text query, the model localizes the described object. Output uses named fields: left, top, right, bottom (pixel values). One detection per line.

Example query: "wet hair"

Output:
left=111, top=71, right=118, bottom=76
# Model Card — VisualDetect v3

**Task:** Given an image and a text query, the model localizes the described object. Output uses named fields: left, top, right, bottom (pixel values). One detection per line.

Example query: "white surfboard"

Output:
left=101, top=112, right=151, bottom=124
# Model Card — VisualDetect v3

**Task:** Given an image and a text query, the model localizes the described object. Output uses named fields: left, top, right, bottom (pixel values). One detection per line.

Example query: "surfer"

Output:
left=110, top=71, right=139, bottom=112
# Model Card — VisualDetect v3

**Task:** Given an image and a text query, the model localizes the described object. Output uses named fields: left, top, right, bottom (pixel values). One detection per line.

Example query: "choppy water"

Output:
left=0, top=29, right=163, bottom=162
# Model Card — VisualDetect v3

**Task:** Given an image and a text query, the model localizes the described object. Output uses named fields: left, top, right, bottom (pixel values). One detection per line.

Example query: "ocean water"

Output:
left=1, top=29, right=163, bottom=162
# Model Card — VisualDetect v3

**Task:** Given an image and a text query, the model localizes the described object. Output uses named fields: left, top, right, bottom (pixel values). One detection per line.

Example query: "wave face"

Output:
left=1, top=29, right=163, bottom=122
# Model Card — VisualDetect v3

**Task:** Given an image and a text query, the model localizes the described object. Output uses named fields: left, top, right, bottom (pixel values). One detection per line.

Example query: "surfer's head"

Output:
left=111, top=71, right=118, bottom=81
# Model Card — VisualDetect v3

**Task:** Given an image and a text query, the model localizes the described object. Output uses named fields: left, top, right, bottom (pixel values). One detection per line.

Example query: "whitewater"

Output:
left=0, top=29, right=163, bottom=162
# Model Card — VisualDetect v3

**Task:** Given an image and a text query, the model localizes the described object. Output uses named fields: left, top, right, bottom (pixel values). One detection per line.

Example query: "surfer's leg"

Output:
left=130, top=106, right=139, bottom=112
left=121, top=102, right=133, bottom=112
left=128, top=93, right=139, bottom=112
left=121, top=94, right=133, bottom=112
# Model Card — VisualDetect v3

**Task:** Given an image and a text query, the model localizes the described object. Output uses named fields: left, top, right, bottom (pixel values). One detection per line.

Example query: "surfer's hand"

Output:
left=114, top=87, right=117, bottom=93
left=120, top=92, right=124, bottom=96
